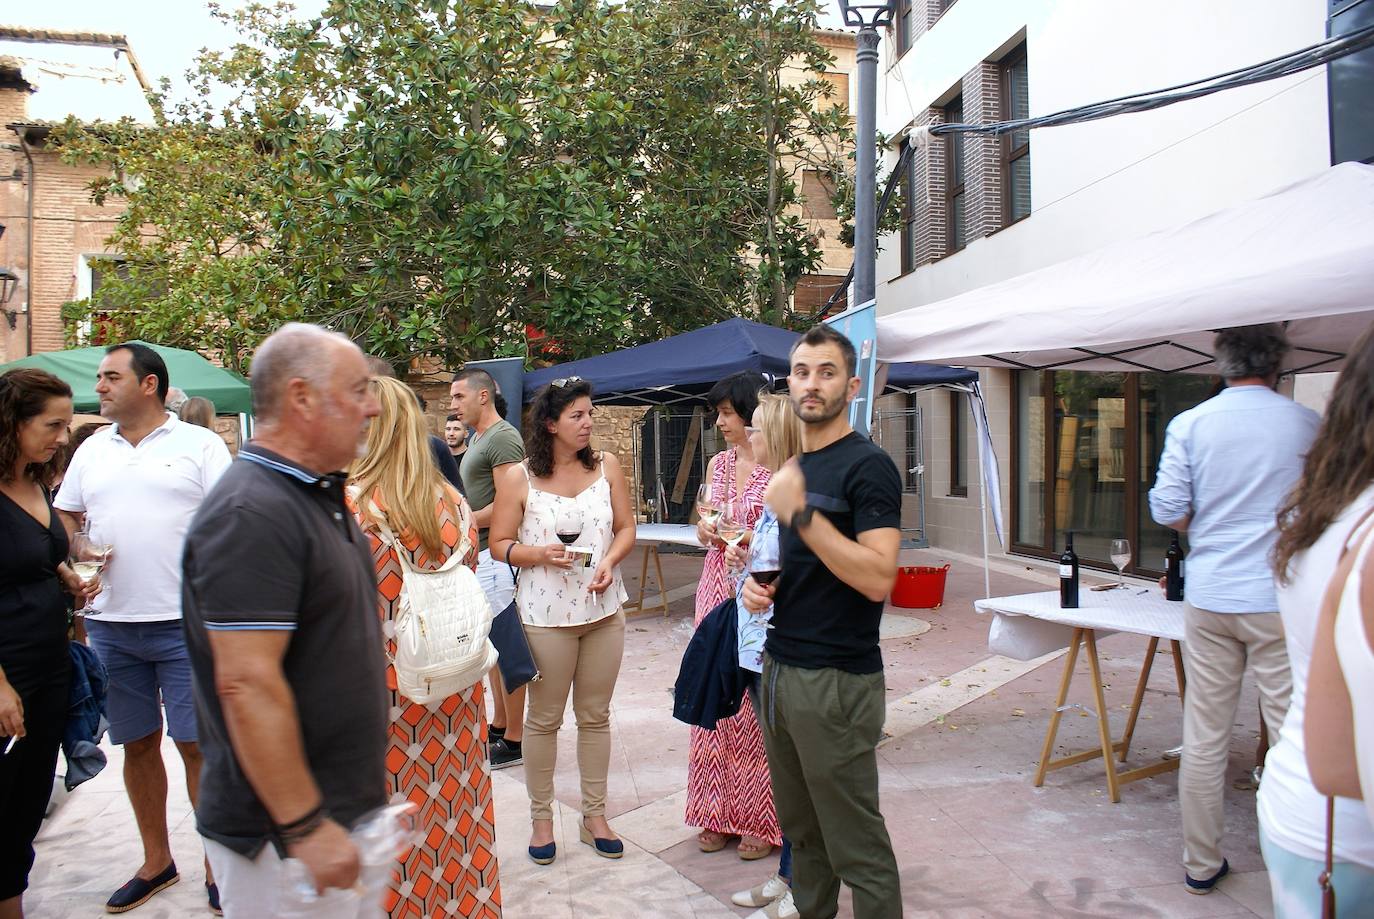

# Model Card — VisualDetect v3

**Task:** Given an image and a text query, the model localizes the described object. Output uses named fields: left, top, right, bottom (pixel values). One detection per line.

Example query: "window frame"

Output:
left=948, top=390, right=968, bottom=497
left=895, top=0, right=914, bottom=58
left=944, top=96, right=966, bottom=254
left=899, top=137, right=916, bottom=274
left=1000, top=43, right=1031, bottom=227
left=1010, top=370, right=1158, bottom=577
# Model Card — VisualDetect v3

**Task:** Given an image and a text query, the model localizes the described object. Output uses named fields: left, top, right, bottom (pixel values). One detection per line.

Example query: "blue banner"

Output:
left=824, top=299, right=878, bottom=437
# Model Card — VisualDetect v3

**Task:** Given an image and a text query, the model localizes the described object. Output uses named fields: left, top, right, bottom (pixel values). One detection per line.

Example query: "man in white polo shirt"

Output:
left=56, top=343, right=231, bottom=915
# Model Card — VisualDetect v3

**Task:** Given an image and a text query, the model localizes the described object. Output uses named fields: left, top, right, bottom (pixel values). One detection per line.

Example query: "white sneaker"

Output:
left=747, top=890, right=797, bottom=919
left=731, top=874, right=788, bottom=908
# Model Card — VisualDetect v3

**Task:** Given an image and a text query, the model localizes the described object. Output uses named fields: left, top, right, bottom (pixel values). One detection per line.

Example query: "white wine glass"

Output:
left=69, top=525, right=112, bottom=616
left=716, top=501, right=747, bottom=574
left=695, top=483, right=721, bottom=528
left=1110, top=538, right=1131, bottom=587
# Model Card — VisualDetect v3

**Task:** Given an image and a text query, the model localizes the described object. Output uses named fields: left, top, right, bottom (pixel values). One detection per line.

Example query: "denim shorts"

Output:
left=84, top=619, right=198, bottom=745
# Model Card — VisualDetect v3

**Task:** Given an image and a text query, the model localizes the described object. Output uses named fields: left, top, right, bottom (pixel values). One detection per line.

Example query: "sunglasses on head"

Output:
left=551, top=376, right=583, bottom=388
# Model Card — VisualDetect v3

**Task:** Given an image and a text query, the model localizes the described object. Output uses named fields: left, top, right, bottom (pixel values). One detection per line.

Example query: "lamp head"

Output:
left=838, top=0, right=894, bottom=29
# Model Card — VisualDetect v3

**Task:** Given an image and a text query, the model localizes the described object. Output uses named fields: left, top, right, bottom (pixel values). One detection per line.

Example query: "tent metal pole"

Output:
left=973, top=391, right=991, bottom=599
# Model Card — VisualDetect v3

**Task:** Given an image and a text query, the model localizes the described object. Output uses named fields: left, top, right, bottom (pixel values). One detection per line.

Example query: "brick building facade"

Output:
left=0, top=34, right=149, bottom=364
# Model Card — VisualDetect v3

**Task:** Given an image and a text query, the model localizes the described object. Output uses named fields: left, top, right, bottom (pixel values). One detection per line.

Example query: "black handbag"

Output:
left=489, top=544, right=539, bottom=691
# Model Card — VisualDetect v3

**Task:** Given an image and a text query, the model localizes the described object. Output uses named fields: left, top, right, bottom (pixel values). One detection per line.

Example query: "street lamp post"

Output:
left=838, top=0, right=893, bottom=308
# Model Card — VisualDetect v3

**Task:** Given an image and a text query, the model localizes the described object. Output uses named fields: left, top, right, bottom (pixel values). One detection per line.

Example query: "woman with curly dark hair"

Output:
left=0, top=369, right=99, bottom=918
left=1258, top=324, right=1374, bottom=915
left=489, top=378, right=635, bottom=866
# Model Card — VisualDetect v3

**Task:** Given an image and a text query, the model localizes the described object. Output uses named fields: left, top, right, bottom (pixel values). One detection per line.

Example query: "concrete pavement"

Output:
left=27, top=546, right=1276, bottom=917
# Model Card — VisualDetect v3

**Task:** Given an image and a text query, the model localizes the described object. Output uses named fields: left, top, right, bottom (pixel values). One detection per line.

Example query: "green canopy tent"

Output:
left=0, top=342, right=252, bottom=415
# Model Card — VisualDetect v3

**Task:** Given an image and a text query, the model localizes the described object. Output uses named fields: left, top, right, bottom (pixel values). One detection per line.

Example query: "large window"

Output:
left=801, top=170, right=838, bottom=221
left=896, top=0, right=915, bottom=57
left=945, top=96, right=966, bottom=253
left=899, top=137, right=917, bottom=274
left=949, top=391, right=968, bottom=497
left=1001, top=45, right=1031, bottom=224
left=1012, top=370, right=1215, bottom=574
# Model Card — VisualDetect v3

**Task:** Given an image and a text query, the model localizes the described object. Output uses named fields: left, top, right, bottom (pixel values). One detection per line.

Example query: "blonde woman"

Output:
left=725, top=392, right=802, bottom=919
left=347, top=377, right=501, bottom=919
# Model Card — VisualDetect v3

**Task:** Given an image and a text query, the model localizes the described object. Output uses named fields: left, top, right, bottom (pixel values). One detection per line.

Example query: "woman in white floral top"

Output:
left=489, top=379, right=636, bottom=867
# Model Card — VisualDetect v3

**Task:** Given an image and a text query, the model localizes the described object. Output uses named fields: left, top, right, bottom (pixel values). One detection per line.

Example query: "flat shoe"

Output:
left=207, top=882, right=223, bottom=916
left=580, top=824, right=624, bottom=859
left=105, top=863, right=179, bottom=913
left=1185, top=859, right=1230, bottom=895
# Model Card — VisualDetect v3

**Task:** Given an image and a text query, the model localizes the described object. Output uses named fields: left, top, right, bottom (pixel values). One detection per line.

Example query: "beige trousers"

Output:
left=522, top=610, right=625, bottom=821
left=1180, top=603, right=1291, bottom=880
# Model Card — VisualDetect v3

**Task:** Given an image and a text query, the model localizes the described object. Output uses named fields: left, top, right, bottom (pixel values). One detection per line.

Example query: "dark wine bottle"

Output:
left=1059, top=532, right=1079, bottom=609
left=1165, top=531, right=1185, bottom=602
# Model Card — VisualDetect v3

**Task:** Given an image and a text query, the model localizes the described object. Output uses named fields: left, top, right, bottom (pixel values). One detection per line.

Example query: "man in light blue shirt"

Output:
left=1149, top=324, right=1319, bottom=896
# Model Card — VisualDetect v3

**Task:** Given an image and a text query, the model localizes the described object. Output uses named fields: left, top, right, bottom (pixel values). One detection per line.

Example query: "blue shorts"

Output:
left=85, top=619, right=198, bottom=745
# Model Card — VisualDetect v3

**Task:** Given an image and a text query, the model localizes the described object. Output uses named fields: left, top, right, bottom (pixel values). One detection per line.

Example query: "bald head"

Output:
left=251, top=323, right=360, bottom=422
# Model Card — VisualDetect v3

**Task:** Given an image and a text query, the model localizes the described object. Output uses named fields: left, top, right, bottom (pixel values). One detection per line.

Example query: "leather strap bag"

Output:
left=487, top=541, right=540, bottom=691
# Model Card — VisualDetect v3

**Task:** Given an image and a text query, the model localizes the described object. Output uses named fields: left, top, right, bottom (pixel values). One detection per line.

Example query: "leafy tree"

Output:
left=59, top=0, right=862, bottom=368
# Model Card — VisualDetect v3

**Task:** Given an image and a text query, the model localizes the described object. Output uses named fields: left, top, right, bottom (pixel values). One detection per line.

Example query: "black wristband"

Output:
left=791, top=506, right=816, bottom=530
left=274, top=803, right=328, bottom=844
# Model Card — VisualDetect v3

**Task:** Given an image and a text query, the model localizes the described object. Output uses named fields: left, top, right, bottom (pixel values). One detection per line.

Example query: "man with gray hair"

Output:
left=1149, top=323, right=1319, bottom=896
left=180, top=323, right=386, bottom=917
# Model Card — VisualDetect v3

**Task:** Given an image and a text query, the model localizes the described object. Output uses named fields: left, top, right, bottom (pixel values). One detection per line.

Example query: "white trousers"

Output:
left=204, top=837, right=386, bottom=919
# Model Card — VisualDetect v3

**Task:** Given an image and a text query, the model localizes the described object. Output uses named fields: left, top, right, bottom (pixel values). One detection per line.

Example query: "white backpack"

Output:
left=366, top=501, right=497, bottom=705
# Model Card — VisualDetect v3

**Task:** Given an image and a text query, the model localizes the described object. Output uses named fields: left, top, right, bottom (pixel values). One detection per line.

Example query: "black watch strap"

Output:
left=792, top=505, right=816, bottom=529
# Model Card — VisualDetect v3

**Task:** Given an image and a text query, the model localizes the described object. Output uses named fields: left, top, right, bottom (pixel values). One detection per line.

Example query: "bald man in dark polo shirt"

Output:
left=181, top=323, right=385, bottom=918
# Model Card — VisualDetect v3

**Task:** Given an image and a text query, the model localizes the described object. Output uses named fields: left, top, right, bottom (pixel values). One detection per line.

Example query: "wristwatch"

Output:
left=791, top=505, right=816, bottom=530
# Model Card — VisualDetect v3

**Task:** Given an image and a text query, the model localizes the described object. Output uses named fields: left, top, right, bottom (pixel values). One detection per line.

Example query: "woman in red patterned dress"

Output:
left=348, top=377, right=502, bottom=919
left=685, top=372, right=781, bottom=859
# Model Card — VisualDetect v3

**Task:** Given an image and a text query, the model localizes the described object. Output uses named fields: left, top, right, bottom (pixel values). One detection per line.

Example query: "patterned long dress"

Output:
left=350, top=488, right=503, bottom=919
left=684, top=448, right=781, bottom=846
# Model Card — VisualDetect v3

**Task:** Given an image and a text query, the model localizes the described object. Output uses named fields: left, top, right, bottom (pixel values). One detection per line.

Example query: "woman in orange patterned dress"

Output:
left=348, top=377, right=502, bottom=919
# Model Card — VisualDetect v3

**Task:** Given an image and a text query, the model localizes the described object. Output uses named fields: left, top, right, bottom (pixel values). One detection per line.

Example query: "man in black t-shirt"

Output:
left=743, top=324, right=903, bottom=919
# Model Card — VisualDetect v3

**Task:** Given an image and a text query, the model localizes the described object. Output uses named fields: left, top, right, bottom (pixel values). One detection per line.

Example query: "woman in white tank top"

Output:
left=1270, top=325, right=1374, bottom=916
left=488, top=379, right=636, bottom=868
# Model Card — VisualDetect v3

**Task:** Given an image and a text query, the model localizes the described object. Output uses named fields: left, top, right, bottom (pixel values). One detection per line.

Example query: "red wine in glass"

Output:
left=557, top=530, right=581, bottom=546
left=751, top=569, right=781, bottom=586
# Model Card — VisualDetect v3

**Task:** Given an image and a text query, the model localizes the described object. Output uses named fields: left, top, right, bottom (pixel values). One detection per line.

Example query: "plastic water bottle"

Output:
left=276, top=804, right=416, bottom=918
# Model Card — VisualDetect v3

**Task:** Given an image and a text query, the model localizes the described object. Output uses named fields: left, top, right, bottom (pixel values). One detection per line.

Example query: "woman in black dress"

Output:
left=0, top=368, right=97, bottom=919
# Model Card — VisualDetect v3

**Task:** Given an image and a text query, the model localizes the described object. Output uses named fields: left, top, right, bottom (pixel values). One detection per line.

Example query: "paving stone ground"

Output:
left=27, top=546, right=1275, bottom=918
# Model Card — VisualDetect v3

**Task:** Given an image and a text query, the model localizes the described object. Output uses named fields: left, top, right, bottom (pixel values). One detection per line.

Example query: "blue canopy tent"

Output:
left=523, top=317, right=975, bottom=404
left=523, top=319, right=992, bottom=549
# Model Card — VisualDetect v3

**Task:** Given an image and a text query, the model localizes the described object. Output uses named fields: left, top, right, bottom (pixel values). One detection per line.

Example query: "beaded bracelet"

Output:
left=274, top=803, right=329, bottom=844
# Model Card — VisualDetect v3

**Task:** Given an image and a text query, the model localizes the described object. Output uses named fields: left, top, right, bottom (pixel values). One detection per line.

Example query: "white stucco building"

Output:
left=872, top=0, right=1370, bottom=574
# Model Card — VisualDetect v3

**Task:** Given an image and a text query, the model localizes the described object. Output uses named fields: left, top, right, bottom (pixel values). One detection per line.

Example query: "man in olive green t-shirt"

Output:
left=450, top=368, right=526, bottom=768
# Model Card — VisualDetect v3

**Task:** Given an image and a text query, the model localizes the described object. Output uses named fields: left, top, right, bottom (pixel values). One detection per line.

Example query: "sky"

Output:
left=4, top=0, right=850, bottom=122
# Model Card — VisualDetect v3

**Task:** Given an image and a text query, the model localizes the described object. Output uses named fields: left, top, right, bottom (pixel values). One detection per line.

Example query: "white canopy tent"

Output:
left=876, top=162, right=1374, bottom=375
left=874, top=162, right=1374, bottom=597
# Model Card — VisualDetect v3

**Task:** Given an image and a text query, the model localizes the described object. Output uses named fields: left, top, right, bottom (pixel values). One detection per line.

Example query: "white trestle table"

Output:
left=623, top=524, right=703, bottom=617
left=974, top=588, right=1188, bottom=802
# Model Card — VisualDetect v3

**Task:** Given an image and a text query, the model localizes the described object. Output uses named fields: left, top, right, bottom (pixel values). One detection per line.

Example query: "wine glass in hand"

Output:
left=554, top=506, right=584, bottom=569
left=69, top=526, right=111, bottom=616
left=746, top=535, right=781, bottom=627
left=716, top=502, right=747, bottom=574
left=696, top=483, right=721, bottom=546
left=1110, top=538, right=1131, bottom=587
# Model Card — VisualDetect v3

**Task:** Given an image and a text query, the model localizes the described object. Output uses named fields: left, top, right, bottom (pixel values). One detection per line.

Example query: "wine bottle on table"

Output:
left=1165, top=531, right=1185, bottom=602
left=1059, top=532, right=1079, bottom=609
